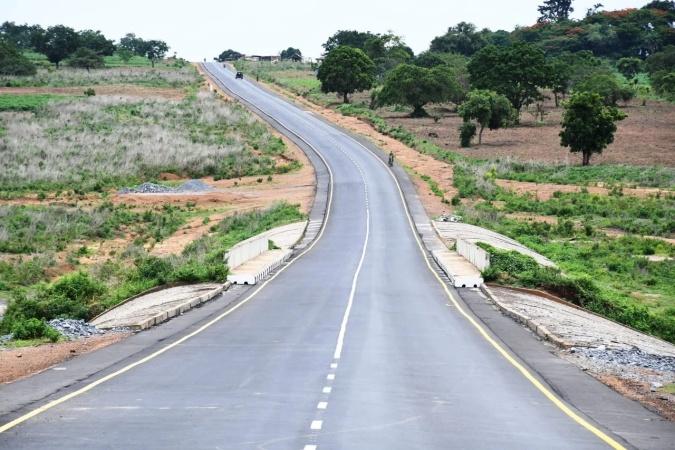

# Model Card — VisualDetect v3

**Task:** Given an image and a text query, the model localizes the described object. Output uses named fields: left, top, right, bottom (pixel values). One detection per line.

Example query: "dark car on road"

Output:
left=235, top=71, right=244, bottom=79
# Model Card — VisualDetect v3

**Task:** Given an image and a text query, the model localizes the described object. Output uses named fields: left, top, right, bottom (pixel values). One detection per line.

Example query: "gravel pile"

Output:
left=48, top=319, right=104, bottom=340
left=571, top=345, right=675, bottom=373
left=119, top=179, right=214, bottom=194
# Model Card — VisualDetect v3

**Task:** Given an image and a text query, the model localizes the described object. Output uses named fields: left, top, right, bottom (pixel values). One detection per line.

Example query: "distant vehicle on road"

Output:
left=235, top=71, right=244, bottom=79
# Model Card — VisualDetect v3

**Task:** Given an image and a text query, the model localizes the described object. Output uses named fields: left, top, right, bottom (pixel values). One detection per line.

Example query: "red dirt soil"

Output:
left=385, top=98, right=675, bottom=167
left=0, top=333, right=131, bottom=384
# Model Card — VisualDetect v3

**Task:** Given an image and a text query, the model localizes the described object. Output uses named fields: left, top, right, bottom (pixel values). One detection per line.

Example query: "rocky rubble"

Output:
left=119, top=179, right=214, bottom=194
left=48, top=319, right=104, bottom=340
left=571, top=346, right=675, bottom=373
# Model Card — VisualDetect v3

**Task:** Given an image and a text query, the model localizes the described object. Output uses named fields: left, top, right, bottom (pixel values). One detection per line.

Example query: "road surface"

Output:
left=0, top=63, right=661, bottom=449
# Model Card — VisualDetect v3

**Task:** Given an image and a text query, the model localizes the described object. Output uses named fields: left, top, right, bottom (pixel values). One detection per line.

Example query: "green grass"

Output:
left=0, top=203, right=186, bottom=254
left=0, top=202, right=305, bottom=337
left=0, top=93, right=70, bottom=111
left=491, top=161, right=675, bottom=189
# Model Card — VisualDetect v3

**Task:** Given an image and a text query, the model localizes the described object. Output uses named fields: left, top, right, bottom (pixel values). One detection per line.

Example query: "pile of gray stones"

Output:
left=119, top=179, right=214, bottom=194
left=571, top=345, right=675, bottom=373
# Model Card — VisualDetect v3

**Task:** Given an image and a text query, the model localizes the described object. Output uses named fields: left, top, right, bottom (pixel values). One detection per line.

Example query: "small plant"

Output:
left=459, top=122, right=476, bottom=148
left=11, top=318, right=60, bottom=342
left=83, top=88, right=96, bottom=96
left=451, top=196, right=461, bottom=206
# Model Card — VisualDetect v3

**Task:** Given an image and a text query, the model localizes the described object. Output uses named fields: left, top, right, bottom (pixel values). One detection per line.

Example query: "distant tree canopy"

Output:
left=280, top=47, right=302, bottom=61
left=0, top=22, right=45, bottom=50
left=616, top=57, right=643, bottom=80
left=574, top=73, right=634, bottom=105
left=118, top=33, right=168, bottom=65
left=560, top=92, right=626, bottom=165
left=38, top=25, right=80, bottom=67
left=77, top=30, right=115, bottom=56
left=0, top=40, right=36, bottom=75
left=317, top=46, right=375, bottom=103
left=538, top=0, right=575, bottom=23
left=468, top=43, right=549, bottom=116
left=458, top=90, right=514, bottom=144
left=430, top=22, right=489, bottom=56
left=216, top=49, right=244, bottom=62
left=322, top=30, right=377, bottom=53
left=67, top=47, right=104, bottom=71
left=144, top=40, right=169, bottom=67
left=376, top=64, right=463, bottom=116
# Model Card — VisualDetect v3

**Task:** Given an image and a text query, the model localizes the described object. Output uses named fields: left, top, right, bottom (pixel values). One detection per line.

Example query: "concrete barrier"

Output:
left=225, top=235, right=269, bottom=269
left=456, top=239, right=490, bottom=271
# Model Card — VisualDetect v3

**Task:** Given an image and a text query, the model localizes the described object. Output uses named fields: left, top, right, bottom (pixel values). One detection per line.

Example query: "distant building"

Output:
left=245, top=55, right=280, bottom=63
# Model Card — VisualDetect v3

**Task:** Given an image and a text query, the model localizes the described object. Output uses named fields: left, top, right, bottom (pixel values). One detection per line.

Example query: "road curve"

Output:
left=0, top=63, right=630, bottom=449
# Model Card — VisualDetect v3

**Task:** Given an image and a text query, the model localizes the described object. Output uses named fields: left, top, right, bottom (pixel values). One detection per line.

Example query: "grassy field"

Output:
left=0, top=202, right=304, bottom=337
left=0, top=66, right=200, bottom=88
left=0, top=90, right=298, bottom=195
left=0, top=62, right=309, bottom=343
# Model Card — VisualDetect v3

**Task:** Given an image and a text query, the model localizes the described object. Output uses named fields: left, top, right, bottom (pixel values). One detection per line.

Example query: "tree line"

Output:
left=0, top=22, right=170, bottom=74
left=315, top=0, right=674, bottom=165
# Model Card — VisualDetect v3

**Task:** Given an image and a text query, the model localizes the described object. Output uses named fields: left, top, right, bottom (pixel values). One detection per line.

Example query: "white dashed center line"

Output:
left=310, top=420, right=323, bottom=430
left=317, top=402, right=328, bottom=410
left=322, top=386, right=332, bottom=394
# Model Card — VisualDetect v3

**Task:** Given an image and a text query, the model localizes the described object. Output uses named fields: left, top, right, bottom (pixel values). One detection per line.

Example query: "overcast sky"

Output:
left=4, top=0, right=646, bottom=60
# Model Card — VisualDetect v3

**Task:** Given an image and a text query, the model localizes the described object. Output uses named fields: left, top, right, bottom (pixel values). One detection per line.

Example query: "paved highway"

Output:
left=0, top=63, right=643, bottom=449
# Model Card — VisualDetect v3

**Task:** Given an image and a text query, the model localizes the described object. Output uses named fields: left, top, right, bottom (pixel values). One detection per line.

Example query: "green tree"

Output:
left=322, top=30, right=377, bottom=53
left=280, top=47, right=302, bottom=61
left=547, top=56, right=573, bottom=106
left=575, top=73, right=630, bottom=105
left=116, top=48, right=134, bottom=63
left=468, top=43, right=549, bottom=119
left=118, top=33, right=144, bottom=55
left=651, top=71, right=675, bottom=100
left=430, top=22, right=487, bottom=56
left=616, top=57, right=643, bottom=81
left=538, top=0, right=575, bottom=23
left=77, top=29, right=115, bottom=55
left=377, top=64, right=462, bottom=117
left=560, top=92, right=626, bottom=166
left=317, top=46, right=375, bottom=103
left=0, top=40, right=36, bottom=75
left=216, top=49, right=243, bottom=62
left=38, top=25, right=80, bottom=67
left=67, top=47, right=104, bottom=71
left=143, top=40, right=168, bottom=67
left=458, top=90, right=514, bottom=144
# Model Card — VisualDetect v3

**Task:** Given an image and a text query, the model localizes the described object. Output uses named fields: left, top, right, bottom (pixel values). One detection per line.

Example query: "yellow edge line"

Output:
left=0, top=71, right=335, bottom=434
left=355, top=138, right=626, bottom=450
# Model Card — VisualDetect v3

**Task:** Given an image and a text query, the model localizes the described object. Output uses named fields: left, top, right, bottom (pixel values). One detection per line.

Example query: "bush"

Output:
left=459, top=122, right=476, bottom=147
left=0, top=41, right=37, bottom=76
left=10, top=318, right=60, bottom=342
left=84, top=88, right=96, bottom=96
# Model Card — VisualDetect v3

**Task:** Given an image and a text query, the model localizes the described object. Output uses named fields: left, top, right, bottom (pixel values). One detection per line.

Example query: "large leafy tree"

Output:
left=458, top=90, right=514, bottom=144
left=468, top=43, right=549, bottom=118
left=38, top=25, right=80, bottom=67
left=430, top=22, right=487, bottom=56
left=67, top=47, right=104, bottom=71
left=0, top=40, right=36, bottom=75
left=538, top=0, right=575, bottom=23
left=377, top=64, right=462, bottom=117
left=216, top=49, right=243, bottom=62
left=280, top=47, right=302, bottom=61
left=0, top=22, right=45, bottom=50
left=143, top=40, right=168, bottom=67
left=317, top=46, right=375, bottom=103
left=322, top=30, right=377, bottom=53
left=560, top=92, right=626, bottom=165
left=616, top=57, right=643, bottom=81
left=575, top=73, right=633, bottom=106
left=77, top=30, right=115, bottom=56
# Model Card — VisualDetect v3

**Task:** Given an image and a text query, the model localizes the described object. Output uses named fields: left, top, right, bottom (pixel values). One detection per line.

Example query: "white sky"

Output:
left=3, top=0, right=646, bottom=60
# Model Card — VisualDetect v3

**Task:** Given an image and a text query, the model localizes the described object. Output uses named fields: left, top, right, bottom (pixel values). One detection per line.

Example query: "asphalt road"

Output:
left=0, top=63, right=653, bottom=449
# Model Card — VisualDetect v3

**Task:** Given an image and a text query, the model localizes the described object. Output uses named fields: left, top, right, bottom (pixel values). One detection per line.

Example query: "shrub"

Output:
left=459, top=122, right=476, bottom=147
left=84, top=88, right=96, bottom=96
left=11, top=318, right=60, bottom=342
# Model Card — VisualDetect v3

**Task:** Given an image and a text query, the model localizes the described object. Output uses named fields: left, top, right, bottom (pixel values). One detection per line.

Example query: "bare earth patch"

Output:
left=388, top=98, right=675, bottom=166
left=0, top=333, right=131, bottom=384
